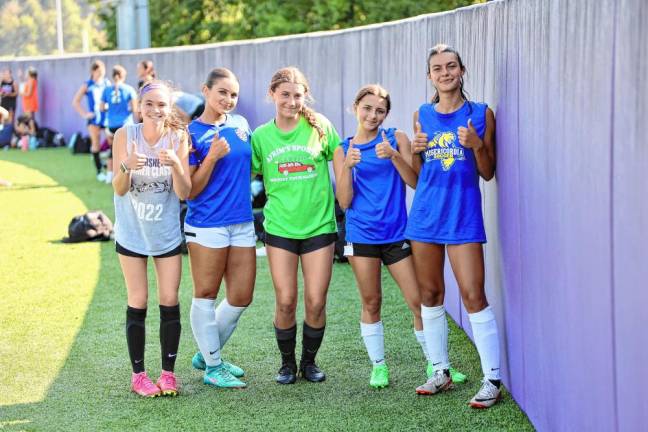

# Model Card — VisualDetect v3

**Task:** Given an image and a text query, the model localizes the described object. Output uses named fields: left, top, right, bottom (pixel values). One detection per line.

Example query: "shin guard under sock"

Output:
left=159, top=304, right=181, bottom=372
left=126, top=306, right=147, bottom=373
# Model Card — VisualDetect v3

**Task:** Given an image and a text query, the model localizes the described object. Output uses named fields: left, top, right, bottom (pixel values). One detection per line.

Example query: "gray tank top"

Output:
left=114, top=123, right=181, bottom=255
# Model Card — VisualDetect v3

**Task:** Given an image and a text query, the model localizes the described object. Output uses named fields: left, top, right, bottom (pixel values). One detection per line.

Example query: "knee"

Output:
left=419, top=285, right=444, bottom=306
left=461, top=290, right=488, bottom=313
left=362, top=295, right=382, bottom=317
left=304, top=298, right=327, bottom=320
left=276, top=297, right=297, bottom=318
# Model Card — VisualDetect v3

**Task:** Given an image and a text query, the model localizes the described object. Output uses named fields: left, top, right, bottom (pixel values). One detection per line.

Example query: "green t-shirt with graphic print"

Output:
left=252, top=114, right=340, bottom=239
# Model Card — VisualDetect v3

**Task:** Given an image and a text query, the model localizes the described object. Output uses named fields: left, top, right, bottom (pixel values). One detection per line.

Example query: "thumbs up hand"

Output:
left=206, top=130, right=230, bottom=162
left=411, top=121, right=428, bottom=154
left=125, top=140, right=147, bottom=171
left=375, top=130, right=396, bottom=159
left=457, top=118, right=482, bottom=149
left=344, top=138, right=361, bottom=169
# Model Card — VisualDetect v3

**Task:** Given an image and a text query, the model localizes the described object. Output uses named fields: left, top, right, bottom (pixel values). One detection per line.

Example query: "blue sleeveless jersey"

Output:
left=405, top=101, right=488, bottom=244
left=342, top=127, right=407, bottom=244
left=186, top=114, right=253, bottom=228
left=85, top=78, right=110, bottom=127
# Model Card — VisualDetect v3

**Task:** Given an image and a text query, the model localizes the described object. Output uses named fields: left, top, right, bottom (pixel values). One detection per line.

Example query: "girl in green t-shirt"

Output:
left=251, top=67, right=340, bottom=385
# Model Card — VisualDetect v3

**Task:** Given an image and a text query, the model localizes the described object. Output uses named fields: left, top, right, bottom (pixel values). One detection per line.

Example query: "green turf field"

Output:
left=0, top=149, right=533, bottom=431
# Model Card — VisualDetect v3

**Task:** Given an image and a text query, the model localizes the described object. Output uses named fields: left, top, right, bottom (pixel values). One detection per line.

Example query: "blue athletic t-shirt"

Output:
left=405, top=101, right=488, bottom=244
left=102, top=83, right=136, bottom=129
left=341, top=127, right=407, bottom=244
left=85, top=78, right=110, bottom=127
left=185, top=114, right=253, bottom=228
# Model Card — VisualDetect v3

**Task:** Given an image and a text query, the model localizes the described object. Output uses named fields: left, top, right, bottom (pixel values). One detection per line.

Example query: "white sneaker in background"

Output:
left=105, top=171, right=113, bottom=184
left=96, top=172, right=106, bottom=182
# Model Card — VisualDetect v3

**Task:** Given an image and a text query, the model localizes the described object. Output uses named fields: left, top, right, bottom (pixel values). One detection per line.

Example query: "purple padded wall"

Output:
left=2, top=1, right=646, bottom=430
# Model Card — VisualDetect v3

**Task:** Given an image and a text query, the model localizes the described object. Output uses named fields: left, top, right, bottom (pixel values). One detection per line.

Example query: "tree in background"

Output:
left=93, top=0, right=484, bottom=49
left=0, top=0, right=108, bottom=58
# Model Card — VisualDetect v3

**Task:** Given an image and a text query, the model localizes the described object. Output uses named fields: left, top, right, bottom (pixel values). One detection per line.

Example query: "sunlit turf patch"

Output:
left=0, top=161, right=100, bottom=406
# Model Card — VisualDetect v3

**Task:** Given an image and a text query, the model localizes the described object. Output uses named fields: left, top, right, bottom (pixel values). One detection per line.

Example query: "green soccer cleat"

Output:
left=369, top=364, right=389, bottom=389
left=203, top=364, right=247, bottom=389
left=426, top=363, right=467, bottom=383
left=192, top=351, right=245, bottom=377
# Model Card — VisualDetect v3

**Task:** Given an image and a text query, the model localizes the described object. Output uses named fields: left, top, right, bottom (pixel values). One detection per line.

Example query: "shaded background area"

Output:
left=1, top=0, right=646, bottom=430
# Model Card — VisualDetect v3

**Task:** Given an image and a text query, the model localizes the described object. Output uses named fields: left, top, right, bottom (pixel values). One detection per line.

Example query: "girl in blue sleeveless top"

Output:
left=406, top=44, right=501, bottom=408
left=184, top=68, right=254, bottom=389
left=72, top=60, right=111, bottom=182
left=333, top=84, right=426, bottom=389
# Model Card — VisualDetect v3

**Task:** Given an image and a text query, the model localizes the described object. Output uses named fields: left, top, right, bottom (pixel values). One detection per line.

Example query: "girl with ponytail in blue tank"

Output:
left=407, top=44, right=502, bottom=408
left=333, top=85, right=426, bottom=389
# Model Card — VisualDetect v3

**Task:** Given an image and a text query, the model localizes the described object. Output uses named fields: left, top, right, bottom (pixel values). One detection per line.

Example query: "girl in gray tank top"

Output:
left=111, top=80, right=191, bottom=398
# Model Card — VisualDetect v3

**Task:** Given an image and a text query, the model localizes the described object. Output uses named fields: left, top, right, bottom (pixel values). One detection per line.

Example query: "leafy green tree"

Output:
left=95, top=0, right=484, bottom=49
left=0, top=0, right=107, bottom=57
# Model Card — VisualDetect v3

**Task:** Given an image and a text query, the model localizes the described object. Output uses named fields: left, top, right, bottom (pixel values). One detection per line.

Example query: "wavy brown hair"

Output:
left=269, top=67, right=325, bottom=142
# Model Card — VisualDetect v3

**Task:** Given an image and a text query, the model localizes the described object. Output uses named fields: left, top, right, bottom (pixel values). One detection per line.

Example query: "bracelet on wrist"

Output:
left=120, top=162, right=130, bottom=174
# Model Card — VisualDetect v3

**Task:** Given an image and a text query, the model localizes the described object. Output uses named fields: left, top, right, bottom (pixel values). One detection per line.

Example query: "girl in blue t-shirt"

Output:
left=407, top=44, right=501, bottom=408
left=72, top=60, right=110, bottom=182
left=185, top=68, right=254, bottom=389
left=333, top=84, right=425, bottom=389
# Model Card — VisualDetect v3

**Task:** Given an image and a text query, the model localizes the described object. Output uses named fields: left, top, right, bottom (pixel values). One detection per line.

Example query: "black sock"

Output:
left=274, top=324, right=297, bottom=367
left=92, top=151, right=102, bottom=173
left=126, top=306, right=147, bottom=373
left=489, top=379, right=501, bottom=388
left=159, top=304, right=181, bottom=372
left=301, top=322, right=325, bottom=366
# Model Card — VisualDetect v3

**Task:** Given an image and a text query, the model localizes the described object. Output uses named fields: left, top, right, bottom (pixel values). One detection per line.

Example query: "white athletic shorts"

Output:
left=184, top=221, right=256, bottom=248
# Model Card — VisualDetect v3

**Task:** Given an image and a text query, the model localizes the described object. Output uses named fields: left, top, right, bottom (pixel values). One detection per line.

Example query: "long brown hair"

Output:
left=269, top=67, right=325, bottom=142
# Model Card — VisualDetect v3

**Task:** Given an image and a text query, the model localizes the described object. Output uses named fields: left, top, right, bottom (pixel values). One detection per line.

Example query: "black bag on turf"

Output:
left=62, top=211, right=113, bottom=243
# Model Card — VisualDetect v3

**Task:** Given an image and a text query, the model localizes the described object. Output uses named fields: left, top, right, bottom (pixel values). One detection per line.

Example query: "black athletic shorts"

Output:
left=116, top=242, right=182, bottom=258
left=108, top=126, right=120, bottom=134
left=345, top=240, right=412, bottom=265
left=265, top=232, right=337, bottom=255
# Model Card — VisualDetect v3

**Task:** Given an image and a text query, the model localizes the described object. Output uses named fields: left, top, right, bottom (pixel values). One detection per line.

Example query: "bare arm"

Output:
left=112, top=128, right=143, bottom=196
left=72, top=84, right=92, bottom=119
left=391, top=131, right=419, bottom=188
left=22, top=80, right=33, bottom=97
left=333, top=147, right=352, bottom=210
left=410, top=111, right=427, bottom=176
left=163, top=131, right=192, bottom=200
left=457, top=108, right=496, bottom=181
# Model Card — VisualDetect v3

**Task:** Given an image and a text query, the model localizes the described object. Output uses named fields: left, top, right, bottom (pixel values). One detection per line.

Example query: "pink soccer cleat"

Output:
left=156, top=370, right=179, bottom=396
left=131, top=371, right=161, bottom=398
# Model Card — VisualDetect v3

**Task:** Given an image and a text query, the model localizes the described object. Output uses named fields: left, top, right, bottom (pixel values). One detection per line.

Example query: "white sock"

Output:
left=414, top=329, right=430, bottom=362
left=190, top=298, right=222, bottom=367
left=421, top=305, right=449, bottom=371
left=360, top=321, right=385, bottom=366
left=468, top=306, right=501, bottom=380
left=214, top=298, right=247, bottom=349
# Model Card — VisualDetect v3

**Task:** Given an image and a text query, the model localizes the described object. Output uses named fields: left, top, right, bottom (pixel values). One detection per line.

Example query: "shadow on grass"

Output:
left=1, top=149, right=534, bottom=432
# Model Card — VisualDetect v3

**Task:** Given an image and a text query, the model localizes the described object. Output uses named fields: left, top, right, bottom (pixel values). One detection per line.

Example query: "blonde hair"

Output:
left=139, top=80, right=187, bottom=139
left=269, top=67, right=325, bottom=142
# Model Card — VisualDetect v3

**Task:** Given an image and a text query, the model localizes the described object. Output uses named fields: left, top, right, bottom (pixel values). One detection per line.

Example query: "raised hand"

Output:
left=125, top=140, right=147, bottom=171
left=411, top=121, right=428, bottom=154
left=206, top=130, right=230, bottom=162
left=158, top=138, right=181, bottom=167
left=344, top=138, right=361, bottom=168
left=375, top=130, right=396, bottom=159
left=457, top=118, right=482, bottom=149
